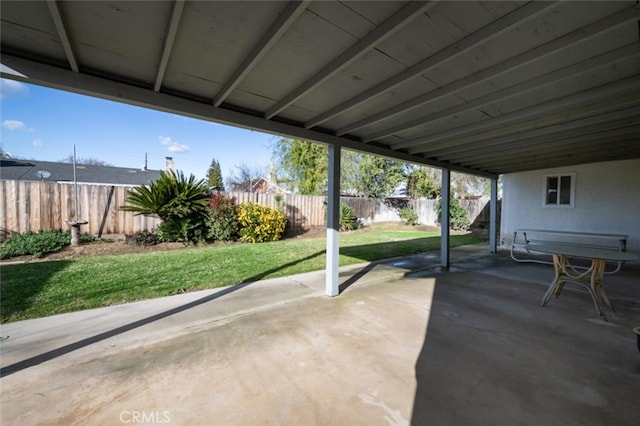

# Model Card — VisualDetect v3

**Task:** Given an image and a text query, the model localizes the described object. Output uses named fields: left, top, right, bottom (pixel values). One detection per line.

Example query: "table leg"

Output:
left=541, top=255, right=608, bottom=321
left=579, top=258, right=607, bottom=320
left=541, top=254, right=563, bottom=306
left=591, top=259, right=614, bottom=311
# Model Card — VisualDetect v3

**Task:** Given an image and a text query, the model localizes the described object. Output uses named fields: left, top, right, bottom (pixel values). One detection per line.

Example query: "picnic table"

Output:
left=511, top=228, right=628, bottom=274
left=531, top=243, right=638, bottom=321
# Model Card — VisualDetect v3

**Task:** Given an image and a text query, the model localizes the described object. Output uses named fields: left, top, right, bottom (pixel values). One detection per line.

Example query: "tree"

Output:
left=226, top=163, right=265, bottom=192
left=205, top=158, right=225, bottom=191
left=451, top=172, right=490, bottom=198
left=272, top=139, right=409, bottom=198
left=405, top=168, right=490, bottom=199
left=349, top=154, right=405, bottom=198
left=272, top=138, right=328, bottom=195
left=406, top=165, right=440, bottom=199
left=340, top=150, right=362, bottom=194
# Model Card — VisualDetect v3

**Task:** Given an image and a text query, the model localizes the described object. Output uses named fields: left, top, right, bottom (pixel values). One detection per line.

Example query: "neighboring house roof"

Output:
left=0, top=159, right=162, bottom=186
left=387, top=182, right=410, bottom=200
left=251, top=177, right=289, bottom=194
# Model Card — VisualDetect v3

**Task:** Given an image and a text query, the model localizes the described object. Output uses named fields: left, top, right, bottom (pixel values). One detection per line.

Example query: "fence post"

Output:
left=98, top=186, right=116, bottom=238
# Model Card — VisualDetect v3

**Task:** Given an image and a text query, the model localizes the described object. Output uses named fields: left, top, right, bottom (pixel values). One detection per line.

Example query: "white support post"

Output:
left=325, top=144, right=341, bottom=296
left=489, top=177, right=498, bottom=253
left=441, top=169, right=450, bottom=269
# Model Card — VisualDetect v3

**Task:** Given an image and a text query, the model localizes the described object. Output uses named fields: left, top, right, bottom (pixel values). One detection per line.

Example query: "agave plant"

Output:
left=121, top=170, right=210, bottom=243
left=339, top=202, right=361, bottom=231
left=121, top=170, right=209, bottom=219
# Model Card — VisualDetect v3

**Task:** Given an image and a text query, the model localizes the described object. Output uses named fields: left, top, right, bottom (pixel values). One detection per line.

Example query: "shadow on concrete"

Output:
left=0, top=281, right=254, bottom=378
left=339, top=262, right=377, bottom=293
left=0, top=250, right=329, bottom=378
left=410, top=260, right=640, bottom=425
left=0, top=236, right=484, bottom=378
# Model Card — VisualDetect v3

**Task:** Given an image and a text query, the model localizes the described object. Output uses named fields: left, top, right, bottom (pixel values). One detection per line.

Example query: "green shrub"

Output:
left=206, top=194, right=239, bottom=241
left=237, top=202, right=287, bottom=243
left=339, top=202, right=361, bottom=231
left=156, top=217, right=206, bottom=244
left=80, top=233, right=98, bottom=244
left=79, top=233, right=91, bottom=244
left=0, top=229, right=70, bottom=259
left=126, top=230, right=159, bottom=246
left=436, top=195, right=470, bottom=231
left=399, top=207, right=419, bottom=226
left=120, top=170, right=210, bottom=244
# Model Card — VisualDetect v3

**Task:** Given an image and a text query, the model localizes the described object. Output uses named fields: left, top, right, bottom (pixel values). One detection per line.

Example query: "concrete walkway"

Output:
left=1, top=245, right=639, bottom=425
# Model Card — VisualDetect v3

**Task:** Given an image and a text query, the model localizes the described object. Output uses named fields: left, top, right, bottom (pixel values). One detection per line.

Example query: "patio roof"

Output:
left=1, top=1, right=639, bottom=179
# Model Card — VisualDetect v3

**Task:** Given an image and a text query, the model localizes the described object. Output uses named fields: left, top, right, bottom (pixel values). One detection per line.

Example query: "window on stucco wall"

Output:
left=544, top=173, right=575, bottom=207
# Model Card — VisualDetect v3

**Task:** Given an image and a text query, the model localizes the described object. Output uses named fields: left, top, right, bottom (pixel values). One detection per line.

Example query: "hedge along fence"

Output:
left=0, top=180, right=490, bottom=237
left=341, top=197, right=489, bottom=228
left=224, top=192, right=491, bottom=230
left=224, top=193, right=464, bottom=230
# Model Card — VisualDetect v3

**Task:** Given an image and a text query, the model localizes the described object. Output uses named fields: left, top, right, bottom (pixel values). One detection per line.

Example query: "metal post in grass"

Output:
left=64, top=144, right=88, bottom=246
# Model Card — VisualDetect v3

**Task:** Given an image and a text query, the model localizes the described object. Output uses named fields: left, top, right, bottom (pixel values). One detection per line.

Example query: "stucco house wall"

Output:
left=501, top=159, right=640, bottom=261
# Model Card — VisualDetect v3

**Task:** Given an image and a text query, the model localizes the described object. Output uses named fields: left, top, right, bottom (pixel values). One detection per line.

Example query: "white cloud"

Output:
left=32, top=138, right=42, bottom=147
left=0, top=79, right=29, bottom=99
left=1, top=120, right=26, bottom=130
left=159, top=136, right=189, bottom=153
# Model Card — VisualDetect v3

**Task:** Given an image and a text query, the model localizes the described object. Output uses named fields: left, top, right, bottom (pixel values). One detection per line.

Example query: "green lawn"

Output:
left=0, top=229, right=486, bottom=322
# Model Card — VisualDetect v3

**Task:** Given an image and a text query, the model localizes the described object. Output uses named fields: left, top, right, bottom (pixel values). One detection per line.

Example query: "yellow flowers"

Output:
left=237, top=202, right=287, bottom=243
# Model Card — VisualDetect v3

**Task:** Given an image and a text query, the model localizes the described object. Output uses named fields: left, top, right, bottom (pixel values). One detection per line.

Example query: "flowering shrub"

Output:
left=206, top=194, right=239, bottom=241
left=237, top=202, right=287, bottom=243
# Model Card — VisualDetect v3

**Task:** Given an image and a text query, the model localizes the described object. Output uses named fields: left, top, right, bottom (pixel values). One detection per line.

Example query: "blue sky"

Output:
left=0, top=78, right=276, bottom=180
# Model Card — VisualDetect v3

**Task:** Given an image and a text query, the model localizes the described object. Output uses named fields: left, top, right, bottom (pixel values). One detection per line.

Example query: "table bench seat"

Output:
left=510, top=228, right=628, bottom=274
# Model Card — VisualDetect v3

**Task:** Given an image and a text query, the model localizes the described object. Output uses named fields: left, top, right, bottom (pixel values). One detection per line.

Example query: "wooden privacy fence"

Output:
left=0, top=180, right=490, bottom=236
left=223, top=192, right=448, bottom=229
left=223, top=192, right=491, bottom=228
left=225, top=191, right=326, bottom=231
left=0, top=180, right=160, bottom=236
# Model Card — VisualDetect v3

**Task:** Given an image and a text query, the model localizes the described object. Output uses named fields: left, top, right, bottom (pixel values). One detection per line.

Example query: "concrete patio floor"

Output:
left=1, top=244, right=639, bottom=425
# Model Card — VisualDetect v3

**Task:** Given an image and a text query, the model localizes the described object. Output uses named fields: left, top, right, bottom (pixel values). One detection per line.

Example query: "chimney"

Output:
left=165, top=156, right=174, bottom=172
left=141, top=152, right=148, bottom=171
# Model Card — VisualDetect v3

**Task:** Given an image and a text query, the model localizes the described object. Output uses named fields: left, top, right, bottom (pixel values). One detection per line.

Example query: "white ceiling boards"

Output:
left=2, top=1, right=639, bottom=178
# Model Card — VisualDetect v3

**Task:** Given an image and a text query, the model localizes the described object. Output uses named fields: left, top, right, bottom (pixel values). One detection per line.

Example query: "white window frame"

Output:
left=542, top=173, right=575, bottom=208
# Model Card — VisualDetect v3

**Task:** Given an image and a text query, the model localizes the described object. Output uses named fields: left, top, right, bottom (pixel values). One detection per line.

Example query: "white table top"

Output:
left=526, top=243, right=638, bottom=262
